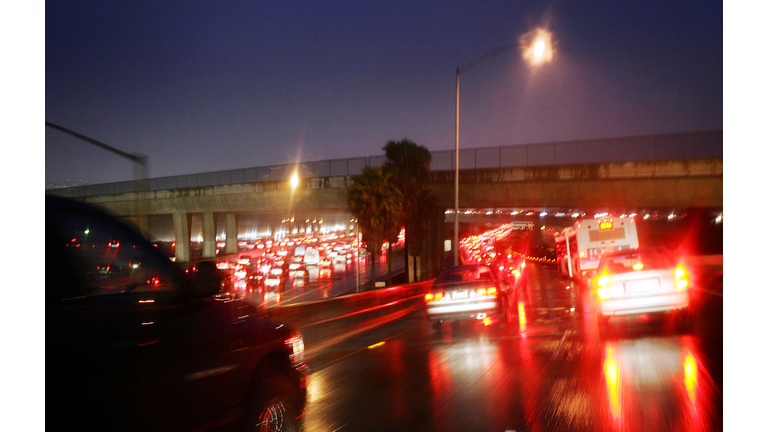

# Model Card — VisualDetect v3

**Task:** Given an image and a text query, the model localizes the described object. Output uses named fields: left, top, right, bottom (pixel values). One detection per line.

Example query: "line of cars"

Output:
left=426, top=228, right=529, bottom=331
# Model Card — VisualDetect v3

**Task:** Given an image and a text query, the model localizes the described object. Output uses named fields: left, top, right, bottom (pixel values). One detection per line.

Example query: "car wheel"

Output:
left=597, top=314, right=610, bottom=337
left=244, top=376, right=299, bottom=432
left=499, top=298, right=510, bottom=327
left=430, top=320, right=442, bottom=332
left=677, top=308, right=692, bottom=333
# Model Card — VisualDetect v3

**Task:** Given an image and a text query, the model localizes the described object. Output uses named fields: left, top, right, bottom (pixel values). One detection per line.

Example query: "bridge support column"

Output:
left=225, top=213, right=238, bottom=254
left=173, top=212, right=192, bottom=263
left=420, top=206, right=446, bottom=281
left=202, top=212, right=217, bottom=258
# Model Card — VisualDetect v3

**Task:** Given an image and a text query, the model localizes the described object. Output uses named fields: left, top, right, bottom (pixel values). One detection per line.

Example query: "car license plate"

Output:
left=628, top=279, right=659, bottom=293
left=452, top=291, right=469, bottom=300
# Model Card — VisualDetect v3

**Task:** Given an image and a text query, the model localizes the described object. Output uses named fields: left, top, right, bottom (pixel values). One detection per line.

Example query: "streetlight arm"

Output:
left=457, top=44, right=518, bottom=74
left=46, top=122, right=144, bottom=164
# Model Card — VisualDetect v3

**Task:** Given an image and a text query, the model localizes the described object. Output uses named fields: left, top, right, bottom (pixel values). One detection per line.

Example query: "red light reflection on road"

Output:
left=597, top=335, right=719, bottom=431
left=679, top=335, right=717, bottom=432
left=518, top=301, right=527, bottom=337
left=427, top=350, right=455, bottom=431
left=684, top=352, right=698, bottom=406
left=603, top=345, right=622, bottom=420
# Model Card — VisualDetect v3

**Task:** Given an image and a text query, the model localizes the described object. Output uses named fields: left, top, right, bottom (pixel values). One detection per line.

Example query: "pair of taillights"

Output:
left=594, top=265, right=690, bottom=299
left=425, top=287, right=498, bottom=302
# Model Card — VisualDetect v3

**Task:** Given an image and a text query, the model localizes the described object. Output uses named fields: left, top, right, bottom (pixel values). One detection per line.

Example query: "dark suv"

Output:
left=47, top=195, right=308, bottom=431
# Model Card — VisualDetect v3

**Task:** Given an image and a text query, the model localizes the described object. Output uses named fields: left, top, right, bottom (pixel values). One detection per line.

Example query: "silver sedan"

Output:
left=588, top=247, right=691, bottom=328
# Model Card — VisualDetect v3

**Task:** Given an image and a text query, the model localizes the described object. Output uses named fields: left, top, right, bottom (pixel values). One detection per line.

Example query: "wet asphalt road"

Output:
left=299, top=263, right=723, bottom=432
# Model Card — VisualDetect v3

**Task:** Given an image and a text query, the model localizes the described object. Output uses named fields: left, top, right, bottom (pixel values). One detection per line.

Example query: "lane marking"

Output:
left=311, top=325, right=419, bottom=371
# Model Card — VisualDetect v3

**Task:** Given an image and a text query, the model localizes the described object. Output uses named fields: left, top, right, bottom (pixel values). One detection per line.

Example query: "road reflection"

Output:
left=599, top=335, right=719, bottom=431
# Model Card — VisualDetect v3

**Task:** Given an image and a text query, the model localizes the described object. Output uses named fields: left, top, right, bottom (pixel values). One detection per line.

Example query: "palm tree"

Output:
left=383, top=139, right=432, bottom=281
left=347, top=166, right=403, bottom=288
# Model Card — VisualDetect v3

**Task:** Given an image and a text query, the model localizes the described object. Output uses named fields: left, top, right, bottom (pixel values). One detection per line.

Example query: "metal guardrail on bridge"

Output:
left=49, top=130, right=722, bottom=198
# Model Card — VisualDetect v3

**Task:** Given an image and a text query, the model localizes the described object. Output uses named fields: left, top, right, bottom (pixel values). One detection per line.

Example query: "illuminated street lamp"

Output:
left=453, top=29, right=553, bottom=265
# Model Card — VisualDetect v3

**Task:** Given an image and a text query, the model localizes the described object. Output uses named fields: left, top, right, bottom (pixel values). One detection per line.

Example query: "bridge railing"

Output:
left=49, top=130, right=721, bottom=198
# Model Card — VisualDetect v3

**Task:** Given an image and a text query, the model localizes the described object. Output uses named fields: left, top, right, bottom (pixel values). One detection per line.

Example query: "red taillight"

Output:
left=475, top=287, right=497, bottom=297
left=675, top=265, right=689, bottom=290
left=425, top=292, right=444, bottom=302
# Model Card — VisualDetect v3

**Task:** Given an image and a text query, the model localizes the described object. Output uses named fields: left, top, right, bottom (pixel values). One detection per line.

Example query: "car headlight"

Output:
left=286, top=332, right=304, bottom=365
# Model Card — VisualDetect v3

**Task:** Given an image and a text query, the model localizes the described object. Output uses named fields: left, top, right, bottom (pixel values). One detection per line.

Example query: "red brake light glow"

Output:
left=675, top=265, right=689, bottom=290
left=425, top=292, right=444, bottom=302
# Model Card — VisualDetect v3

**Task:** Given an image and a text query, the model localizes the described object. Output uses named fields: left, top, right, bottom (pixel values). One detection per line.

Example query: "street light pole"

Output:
left=454, top=68, right=461, bottom=266
left=454, top=44, right=516, bottom=267
left=452, top=30, right=553, bottom=266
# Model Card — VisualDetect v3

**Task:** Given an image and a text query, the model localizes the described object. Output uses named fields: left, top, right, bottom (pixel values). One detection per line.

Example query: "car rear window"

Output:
left=599, top=249, right=675, bottom=274
left=435, top=266, right=495, bottom=284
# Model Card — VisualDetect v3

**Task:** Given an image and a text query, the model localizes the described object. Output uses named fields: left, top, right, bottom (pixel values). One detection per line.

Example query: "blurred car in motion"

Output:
left=264, top=273, right=283, bottom=293
left=425, top=264, right=511, bottom=330
left=588, top=247, right=691, bottom=329
left=47, top=195, right=308, bottom=431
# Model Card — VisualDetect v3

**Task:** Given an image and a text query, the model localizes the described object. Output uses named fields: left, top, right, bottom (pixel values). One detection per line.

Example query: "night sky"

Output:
left=44, top=1, right=723, bottom=186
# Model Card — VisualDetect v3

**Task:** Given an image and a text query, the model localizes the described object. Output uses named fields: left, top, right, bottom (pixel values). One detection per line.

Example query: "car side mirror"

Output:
left=188, top=261, right=223, bottom=297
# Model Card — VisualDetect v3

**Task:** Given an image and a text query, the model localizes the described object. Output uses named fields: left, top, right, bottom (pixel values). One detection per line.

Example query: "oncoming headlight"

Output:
left=286, top=333, right=305, bottom=365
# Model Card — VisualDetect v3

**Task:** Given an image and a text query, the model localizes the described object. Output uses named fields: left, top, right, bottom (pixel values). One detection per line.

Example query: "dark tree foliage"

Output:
left=382, top=139, right=434, bottom=281
left=347, top=166, right=403, bottom=287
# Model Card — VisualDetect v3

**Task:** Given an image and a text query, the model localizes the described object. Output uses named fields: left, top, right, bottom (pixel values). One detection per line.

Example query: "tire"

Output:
left=430, top=319, right=442, bottom=332
left=499, top=297, right=511, bottom=327
left=597, top=314, right=610, bottom=338
left=677, top=308, right=693, bottom=334
left=244, top=375, right=300, bottom=432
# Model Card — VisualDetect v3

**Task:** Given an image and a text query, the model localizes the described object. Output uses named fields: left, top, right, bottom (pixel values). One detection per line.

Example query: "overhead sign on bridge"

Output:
left=510, top=221, right=535, bottom=230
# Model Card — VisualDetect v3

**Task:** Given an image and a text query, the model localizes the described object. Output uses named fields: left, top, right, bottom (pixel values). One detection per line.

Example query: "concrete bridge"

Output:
left=47, top=130, right=722, bottom=278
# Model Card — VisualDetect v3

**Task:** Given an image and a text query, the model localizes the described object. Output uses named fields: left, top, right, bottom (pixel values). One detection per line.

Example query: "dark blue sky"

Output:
left=45, top=1, right=723, bottom=185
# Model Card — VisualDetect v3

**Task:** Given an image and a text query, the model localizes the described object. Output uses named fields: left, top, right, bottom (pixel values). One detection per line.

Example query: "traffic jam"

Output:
left=212, top=235, right=361, bottom=302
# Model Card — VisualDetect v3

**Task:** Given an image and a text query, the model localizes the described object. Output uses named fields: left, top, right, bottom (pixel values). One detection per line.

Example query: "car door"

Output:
left=47, top=203, right=251, bottom=431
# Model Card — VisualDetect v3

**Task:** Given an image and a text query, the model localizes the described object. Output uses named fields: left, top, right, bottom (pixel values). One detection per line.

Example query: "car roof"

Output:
left=46, top=194, right=143, bottom=234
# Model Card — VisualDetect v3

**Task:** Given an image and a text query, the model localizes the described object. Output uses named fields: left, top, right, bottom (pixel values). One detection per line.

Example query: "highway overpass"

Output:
left=47, top=130, right=722, bottom=277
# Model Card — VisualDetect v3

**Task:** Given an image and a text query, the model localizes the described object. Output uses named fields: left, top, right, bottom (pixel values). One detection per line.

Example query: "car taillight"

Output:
left=425, top=292, right=444, bottom=302
left=596, top=275, right=611, bottom=299
left=675, top=266, right=689, bottom=290
left=474, top=287, right=497, bottom=296
left=286, top=333, right=304, bottom=365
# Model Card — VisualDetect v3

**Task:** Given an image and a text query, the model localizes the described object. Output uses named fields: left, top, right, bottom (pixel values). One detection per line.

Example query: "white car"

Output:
left=264, top=274, right=282, bottom=291
left=425, top=264, right=510, bottom=330
left=589, top=247, right=691, bottom=328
